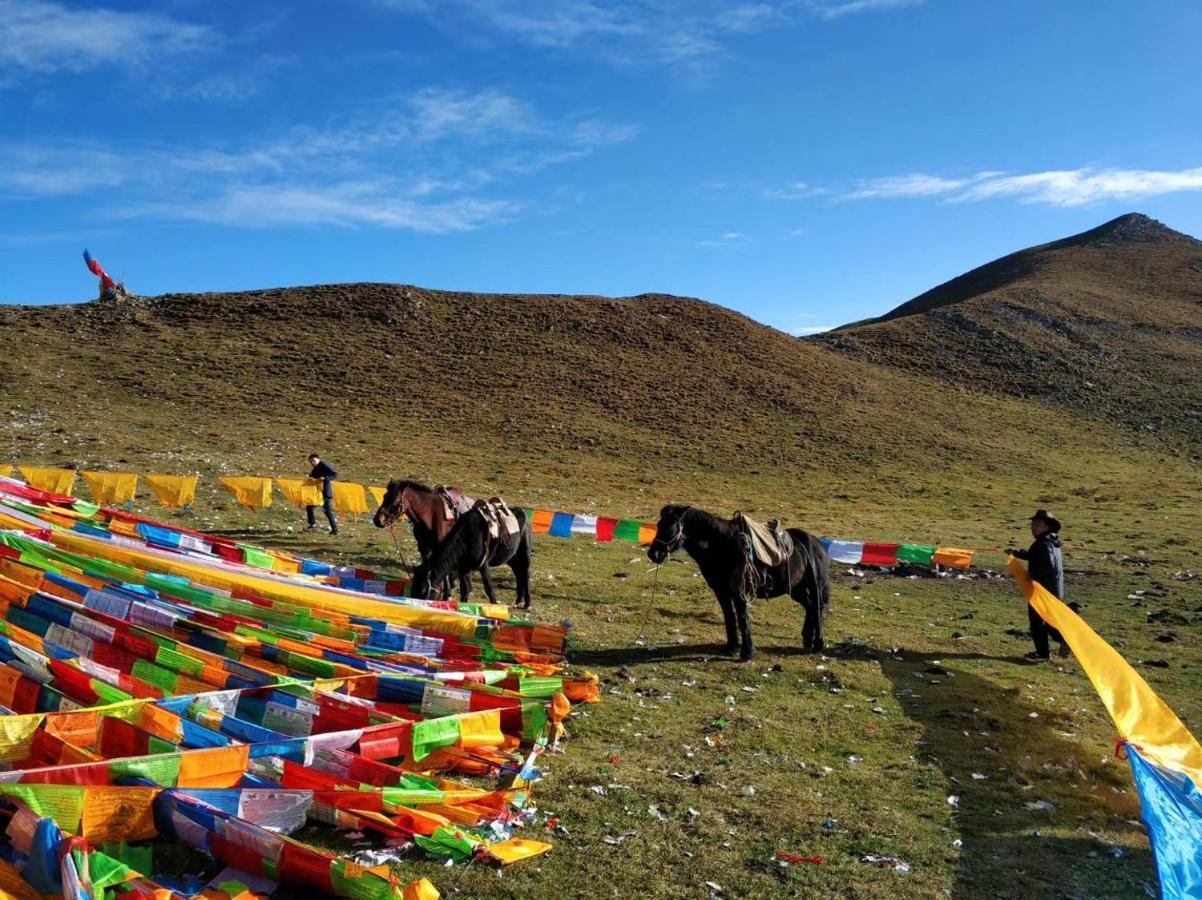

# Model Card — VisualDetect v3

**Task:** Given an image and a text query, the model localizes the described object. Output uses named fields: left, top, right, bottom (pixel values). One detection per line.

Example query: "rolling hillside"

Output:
left=1, top=213, right=1198, bottom=534
left=817, top=214, right=1202, bottom=445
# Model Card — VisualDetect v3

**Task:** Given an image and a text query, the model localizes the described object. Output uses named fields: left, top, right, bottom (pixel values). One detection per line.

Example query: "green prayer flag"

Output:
left=109, top=753, right=182, bottom=787
left=413, top=826, right=476, bottom=861
left=613, top=519, right=642, bottom=542
left=411, top=716, right=460, bottom=761
left=330, top=860, right=395, bottom=900
left=897, top=544, right=936, bottom=567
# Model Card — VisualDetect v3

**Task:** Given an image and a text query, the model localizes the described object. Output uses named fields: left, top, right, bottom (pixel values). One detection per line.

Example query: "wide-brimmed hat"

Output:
left=1030, top=509, right=1062, bottom=532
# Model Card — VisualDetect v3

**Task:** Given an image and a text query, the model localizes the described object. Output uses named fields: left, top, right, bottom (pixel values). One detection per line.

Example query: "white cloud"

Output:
left=845, top=166, right=1202, bottom=207
left=0, top=0, right=211, bottom=74
left=813, top=0, right=924, bottom=20
left=0, top=88, right=635, bottom=232
left=764, top=180, right=829, bottom=200
left=790, top=323, right=837, bottom=335
left=375, top=0, right=922, bottom=67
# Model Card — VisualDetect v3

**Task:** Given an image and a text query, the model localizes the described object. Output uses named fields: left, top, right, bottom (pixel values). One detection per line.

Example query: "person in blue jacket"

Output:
left=1010, top=509, right=1067, bottom=660
left=305, top=453, right=339, bottom=535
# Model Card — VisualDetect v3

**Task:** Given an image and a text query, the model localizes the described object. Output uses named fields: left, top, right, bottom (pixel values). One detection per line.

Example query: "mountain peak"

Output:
left=1055, top=212, right=1199, bottom=249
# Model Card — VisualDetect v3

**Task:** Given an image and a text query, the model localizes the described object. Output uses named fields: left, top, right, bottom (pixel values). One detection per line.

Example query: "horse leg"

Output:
left=714, top=591, right=739, bottom=654
left=511, top=552, right=532, bottom=611
left=793, top=579, right=816, bottom=652
left=479, top=564, right=498, bottom=605
left=733, top=593, right=754, bottom=662
left=457, top=566, right=472, bottom=604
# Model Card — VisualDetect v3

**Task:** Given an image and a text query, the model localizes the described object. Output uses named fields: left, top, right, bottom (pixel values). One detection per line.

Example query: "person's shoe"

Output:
left=1024, top=651, right=1051, bottom=662
left=304, top=525, right=318, bottom=533
left=1058, top=643, right=1072, bottom=659
left=329, top=529, right=339, bottom=536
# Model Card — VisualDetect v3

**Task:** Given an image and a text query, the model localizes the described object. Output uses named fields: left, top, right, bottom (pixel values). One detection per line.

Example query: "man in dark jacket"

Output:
left=1010, top=509, right=1066, bottom=660
left=305, top=454, right=339, bottom=536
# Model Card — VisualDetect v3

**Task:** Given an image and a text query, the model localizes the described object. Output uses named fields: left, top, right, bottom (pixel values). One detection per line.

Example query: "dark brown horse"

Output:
left=647, top=504, right=830, bottom=660
left=372, top=480, right=469, bottom=597
left=409, top=503, right=534, bottom=609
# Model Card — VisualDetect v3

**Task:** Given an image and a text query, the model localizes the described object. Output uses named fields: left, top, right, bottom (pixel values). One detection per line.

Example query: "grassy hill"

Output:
left=2, top=215, right=1201, bottom=898
left=817, top=214, right=1202, bottom=446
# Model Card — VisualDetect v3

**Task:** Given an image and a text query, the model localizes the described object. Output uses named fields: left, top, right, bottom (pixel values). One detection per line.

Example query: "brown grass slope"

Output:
left=817, top=213, right=1202, bottom=444
left=0, top=278, right=1166, bottom=525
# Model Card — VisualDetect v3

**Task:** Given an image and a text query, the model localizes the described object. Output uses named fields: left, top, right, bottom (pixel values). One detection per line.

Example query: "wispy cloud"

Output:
left=375, top=0, right=923, bottom=68
left=0, top=88, right=636, bottom=232
left=764, top=180, right=830, bottom=200
left=790, top=323, right=837, bottom=335
left=813, top=0, right=924, bottom=20
left=695, top=231, right=749, bottom=248
left=0, top=0, right=211, bottom=75
left=845, top=166, right=1202, bottom=207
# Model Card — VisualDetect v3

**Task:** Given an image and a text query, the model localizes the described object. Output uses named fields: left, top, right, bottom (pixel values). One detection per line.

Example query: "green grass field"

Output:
left=151, top=457, right=1201, bottom=900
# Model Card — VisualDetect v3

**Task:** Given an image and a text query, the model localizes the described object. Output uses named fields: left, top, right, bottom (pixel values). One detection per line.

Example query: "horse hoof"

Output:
left=738, top=653, right=754, bottom=664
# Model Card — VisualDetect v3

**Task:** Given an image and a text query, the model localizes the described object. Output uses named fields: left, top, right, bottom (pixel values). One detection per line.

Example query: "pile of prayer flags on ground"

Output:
left=0, top=474, right=598, bottom=898
left=1009, top=558, right=1202, bottom=898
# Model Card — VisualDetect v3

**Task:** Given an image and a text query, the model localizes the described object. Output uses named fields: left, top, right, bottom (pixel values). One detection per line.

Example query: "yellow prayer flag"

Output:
left=369, top=485, right=388, bottom=507
left=17, top=465, right=76, bottom=496
left=332, top=481, right=370, bottom=515
left=81, top=471, right=139, bottom=506
left=219, top=476, right=274, bottom=510
left=637, top=523, right=657, bottom=545
left=402, top=879, right=440, bottom=900
left=80, top=786, right=161, bottom=842
left=145, top=474, right=198, bottom=509
left=487, top=837, right=552, bottom=865
left=457, top=709, right=504, bottom=748
left=276, top=477, right=323, bottom=509
left=1009, top=557, right=1202, bottom=787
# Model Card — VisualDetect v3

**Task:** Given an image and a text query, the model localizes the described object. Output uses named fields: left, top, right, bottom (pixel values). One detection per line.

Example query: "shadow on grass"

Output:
left=876, top=647, right=1151, bottom=899
left=573, top=642, right=825, bottom=667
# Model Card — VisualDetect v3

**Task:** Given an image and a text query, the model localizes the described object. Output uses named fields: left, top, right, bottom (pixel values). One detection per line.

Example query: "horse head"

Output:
left=372, top=479, right=409, bottom=529
left=648, top=504, right=689, bottom=564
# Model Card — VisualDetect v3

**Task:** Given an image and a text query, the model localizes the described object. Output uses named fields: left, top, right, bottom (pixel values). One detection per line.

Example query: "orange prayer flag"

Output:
left=530, top=509, right=554, bottom=534
left=177, top=745, right=249, bottom=788
left=932, top=548, right=975, bottom=569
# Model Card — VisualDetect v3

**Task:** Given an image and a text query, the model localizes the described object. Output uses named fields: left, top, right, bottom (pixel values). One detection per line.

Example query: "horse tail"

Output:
left=810, top=535, right=831, bottom=611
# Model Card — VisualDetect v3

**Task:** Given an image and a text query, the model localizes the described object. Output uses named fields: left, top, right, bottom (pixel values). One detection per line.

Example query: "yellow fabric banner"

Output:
left=276, top=477, right=323, bottom=509
left=81, top=471, right=139, bottom=505
left=1009, top=556, right=1202, bottom=786
left=145, top=474, right=198, bottom=508
left=637, top=523, right=657, bottom=545
left=219, top=476, right=273, bottom=510
left=369, top=486, right=388, bottom=508
left=332, top=482, right=370, bottom=515
left=17, top=465, right=76, bottom=496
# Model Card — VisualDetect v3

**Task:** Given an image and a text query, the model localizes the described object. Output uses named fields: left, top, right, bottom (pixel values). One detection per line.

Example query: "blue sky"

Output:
left=2, top=0, right=1201, bottom=332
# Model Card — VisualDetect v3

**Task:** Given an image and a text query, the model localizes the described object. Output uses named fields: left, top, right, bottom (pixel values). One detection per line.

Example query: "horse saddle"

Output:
left=436, top=485, right=475, bottom=519
left=475, top=497, right=520, bottom=543
left=735, top=513, right=793, bottom=568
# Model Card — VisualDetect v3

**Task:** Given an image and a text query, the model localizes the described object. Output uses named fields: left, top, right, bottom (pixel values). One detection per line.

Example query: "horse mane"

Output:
left=387, top=478, right=433, bottom=493
left=675, top=505, right=738, bottom=540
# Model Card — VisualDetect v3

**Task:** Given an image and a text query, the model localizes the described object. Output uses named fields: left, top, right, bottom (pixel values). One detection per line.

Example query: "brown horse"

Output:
left=372, top=480, right=470, bottom=598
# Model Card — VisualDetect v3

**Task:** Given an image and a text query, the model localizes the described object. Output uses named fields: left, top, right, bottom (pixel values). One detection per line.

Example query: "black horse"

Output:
left=647, top=504, right=830, bottom=660
left=409, top=503, right=534, bottom=609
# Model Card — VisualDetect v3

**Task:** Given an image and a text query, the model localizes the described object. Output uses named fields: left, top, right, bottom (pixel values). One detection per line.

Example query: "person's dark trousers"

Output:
left=1028, top=603, right=1064, bottom=657
left=306, top=498, right=338, bottom=534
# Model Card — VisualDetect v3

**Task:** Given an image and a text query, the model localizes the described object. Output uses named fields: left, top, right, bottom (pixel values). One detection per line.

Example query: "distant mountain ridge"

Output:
left=817, top=213, right=1202, bottom=443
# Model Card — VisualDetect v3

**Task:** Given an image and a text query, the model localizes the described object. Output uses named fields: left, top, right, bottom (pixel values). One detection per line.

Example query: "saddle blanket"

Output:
left=436, top=485, right=475, bottom=519
left=735, top=513, right=793, bottom=568
left=475, top=497, right=521, bottom=542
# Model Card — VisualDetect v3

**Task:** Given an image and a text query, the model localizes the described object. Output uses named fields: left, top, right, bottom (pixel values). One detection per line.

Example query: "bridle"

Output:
left=375, top=486, right=409, bottom=528
left=650, top=516, right=686, bottom=557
